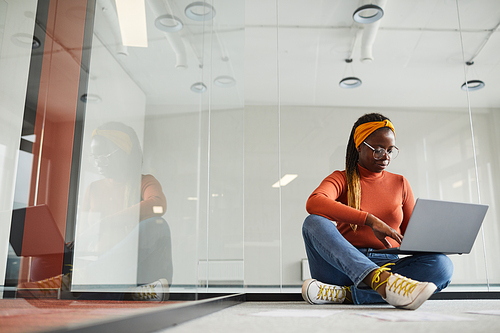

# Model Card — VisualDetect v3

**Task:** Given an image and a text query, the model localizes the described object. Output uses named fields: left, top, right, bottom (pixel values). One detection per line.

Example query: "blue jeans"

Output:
left=137, top=217, right=173, bottom=285
left=302, top=214, right=453, bottom=305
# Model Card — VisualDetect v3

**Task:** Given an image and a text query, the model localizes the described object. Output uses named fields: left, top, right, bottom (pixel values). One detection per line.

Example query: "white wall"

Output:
left=143, top=107, right=245, bottom=287
left=143, top=105, right=500, bottom=288
left=247, top=105, right=500, bottom=287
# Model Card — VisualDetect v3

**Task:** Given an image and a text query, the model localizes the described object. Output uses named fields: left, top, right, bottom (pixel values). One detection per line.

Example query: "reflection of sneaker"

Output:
left=383, top=274, right=437, bottom=310
left=302, top=279, right=348, bottom=304
left=132, top=278, right=169, bottom=302
left=16, top=274, right=71, bottom=299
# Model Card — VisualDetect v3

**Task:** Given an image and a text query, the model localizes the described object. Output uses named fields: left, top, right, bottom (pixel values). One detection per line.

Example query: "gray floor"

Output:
left=156, top=300, right=500, bottom=333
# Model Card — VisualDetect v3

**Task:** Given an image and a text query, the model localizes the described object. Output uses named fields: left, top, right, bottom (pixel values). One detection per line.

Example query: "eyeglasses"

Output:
left=363, top=142, right=399, bottom=160
left=89, top=149, right=119, bottom=167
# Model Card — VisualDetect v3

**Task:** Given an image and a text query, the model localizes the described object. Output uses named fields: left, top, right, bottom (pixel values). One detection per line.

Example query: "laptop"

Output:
left=9, top=204, right=65, bottom=256
left=370, top=198, right=489, bottom=255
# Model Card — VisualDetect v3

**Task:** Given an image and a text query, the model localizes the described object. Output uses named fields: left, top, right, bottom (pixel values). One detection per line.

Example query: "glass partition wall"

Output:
left=1, top=0, right=500, bottom=304
left=73, top=0, right=247, bottom=295
left=245, top=0, right=500, bottom=292
left=1, top=0, right=246, bottom=300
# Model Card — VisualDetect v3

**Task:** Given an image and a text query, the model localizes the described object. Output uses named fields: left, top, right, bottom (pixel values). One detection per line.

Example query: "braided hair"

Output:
left=346, top=113, right=391, bottom=231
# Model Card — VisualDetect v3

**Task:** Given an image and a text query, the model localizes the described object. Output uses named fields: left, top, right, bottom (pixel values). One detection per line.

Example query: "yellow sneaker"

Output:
left=302, top=279, right=348, bottom=304
left=370, top=263, right=436, bottom=310
left=132, top=278, right=169, bottom=302
left=16, top=274, right=70, bottom=299
left=383, top=273, right=437, bottom=310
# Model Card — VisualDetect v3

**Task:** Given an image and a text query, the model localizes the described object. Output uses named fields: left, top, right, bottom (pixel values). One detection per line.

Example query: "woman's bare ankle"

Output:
left=343, top=287, right=353, bottom=304
left=374, top=271, right=391, bottom=298
left=363, top=270, right=391, bottom=298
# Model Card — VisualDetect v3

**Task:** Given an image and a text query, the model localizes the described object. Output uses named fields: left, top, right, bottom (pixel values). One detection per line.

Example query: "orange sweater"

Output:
left=83, top=174, right=167, bottom=222
left=306, top=165, right=415, bottom=249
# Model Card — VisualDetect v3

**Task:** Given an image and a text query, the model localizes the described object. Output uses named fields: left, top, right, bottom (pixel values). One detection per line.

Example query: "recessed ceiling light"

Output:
left=353, top=4, right=384, bottom=24
left=155, top=14, right=183, bottom=32
left=214, top=76, right=236, bottom=87
left=461, top=80, right=485, bottom=91
left=339, top=77, right=362, bottom=89
left=191, top=82, right=207, bottom=93
left=185, top=2, right=216, bottom=21
left=115, top=0, right=148, bottom=47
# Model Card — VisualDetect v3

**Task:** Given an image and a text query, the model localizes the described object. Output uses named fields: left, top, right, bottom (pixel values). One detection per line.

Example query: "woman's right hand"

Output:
left=365, top=214, right=403, bottom=248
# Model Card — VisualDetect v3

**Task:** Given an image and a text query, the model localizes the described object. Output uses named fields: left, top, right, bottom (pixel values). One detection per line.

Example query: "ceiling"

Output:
left=90, top=0, right=500, bottom=111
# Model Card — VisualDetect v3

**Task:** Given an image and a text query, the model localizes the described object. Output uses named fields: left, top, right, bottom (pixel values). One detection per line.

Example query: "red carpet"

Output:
left=0, top=298, right=181, bottom=333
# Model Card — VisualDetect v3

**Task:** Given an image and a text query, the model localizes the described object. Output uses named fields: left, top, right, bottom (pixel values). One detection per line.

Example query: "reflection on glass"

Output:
left=72, top=123, right=171, bottom=298
left=16, top=123, right=171, bottom=301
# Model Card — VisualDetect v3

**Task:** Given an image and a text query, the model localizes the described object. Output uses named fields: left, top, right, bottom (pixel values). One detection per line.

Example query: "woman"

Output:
left=302, top=113, right=453, bottom=310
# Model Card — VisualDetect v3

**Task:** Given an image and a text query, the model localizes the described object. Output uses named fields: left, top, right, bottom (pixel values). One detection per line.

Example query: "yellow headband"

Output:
left=353, top=120, right=395, bottom=148
left=92, top=129, right=132, bottom=154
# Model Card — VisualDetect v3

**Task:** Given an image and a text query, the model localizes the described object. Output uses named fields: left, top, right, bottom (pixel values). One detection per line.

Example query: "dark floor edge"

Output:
left=245, top=291, right=500, bottom=301
left=429, top=291, right=500, bottom=300
left=44, top=293, right=245, bottom=333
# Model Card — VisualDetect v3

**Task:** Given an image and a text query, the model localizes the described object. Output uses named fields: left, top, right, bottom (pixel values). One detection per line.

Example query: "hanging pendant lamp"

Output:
left=461, top=61, right=485, bottom=91
left=339, top=59, right=362, bottom=89
left=339, top=77, right=362, bottom=89
left=461, top=80, right=485, bottom=91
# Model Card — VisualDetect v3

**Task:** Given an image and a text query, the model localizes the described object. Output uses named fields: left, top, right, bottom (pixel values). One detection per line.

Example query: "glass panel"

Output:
left=276, top=0, right=490, bottom=291
left=71, top=0, right=246, bottom=297
left=4, top=0, right=99, bottom=300
left=244, top=2, right=282, bottom=292
left=202, top=0, right=246, bottom=293
left=0, top=0, right=38, bottom=295
left=73, top=0, right=206, bottom=295
left=455, top=0, right=500, bottom=290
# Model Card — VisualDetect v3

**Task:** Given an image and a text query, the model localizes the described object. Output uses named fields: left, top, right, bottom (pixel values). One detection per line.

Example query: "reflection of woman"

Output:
left=80, top=122, right=173, bottom=291
left=19, top=122, right=172, bottom=301
left=83, top=123, right=166, bottom=249
left=302, top=113, right=453, bottom=310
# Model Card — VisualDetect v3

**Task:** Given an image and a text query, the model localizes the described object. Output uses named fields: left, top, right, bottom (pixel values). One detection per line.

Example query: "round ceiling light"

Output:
left=339, top=77, right=362, bottom=89
left=191, top=82, right=207, bottom=93
left=461, top=80, right=485, bottom=91
left=353, top=4, right=384, bottom=24
left=214, top=76, right=236, bottom=87
left=155, top=15, right=183, bottom=32
left=185, top=2, right=216, bottom=21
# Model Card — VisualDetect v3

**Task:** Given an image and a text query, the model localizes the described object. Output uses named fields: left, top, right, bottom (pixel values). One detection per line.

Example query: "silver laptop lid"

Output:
left=400, top=198, right=489, bottom=254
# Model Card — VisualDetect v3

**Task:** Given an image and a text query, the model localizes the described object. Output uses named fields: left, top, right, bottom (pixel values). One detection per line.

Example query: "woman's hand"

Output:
left=365, top=214, right=403, bottom=248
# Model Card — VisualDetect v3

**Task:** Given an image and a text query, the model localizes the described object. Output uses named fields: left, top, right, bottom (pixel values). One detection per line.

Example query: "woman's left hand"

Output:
left=365, top=214, right=403, bottom=248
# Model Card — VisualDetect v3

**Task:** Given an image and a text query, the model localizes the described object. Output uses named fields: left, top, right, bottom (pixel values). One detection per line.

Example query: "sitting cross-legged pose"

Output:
left=302, top=113, right=453, bottom=310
